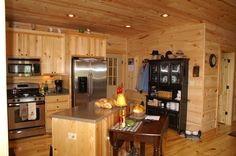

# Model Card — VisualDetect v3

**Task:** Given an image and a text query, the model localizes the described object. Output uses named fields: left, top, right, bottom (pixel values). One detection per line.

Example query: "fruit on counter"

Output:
left=133, top=104, right=145, bottom=113
left=125, top=118, right=137, bottom=127
left=95, top=98, right=116, bottom=109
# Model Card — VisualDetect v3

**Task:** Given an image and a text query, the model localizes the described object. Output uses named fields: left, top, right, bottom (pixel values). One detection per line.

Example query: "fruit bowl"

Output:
left=132, top=104, right=145, bottom=119
left=133, top=111, right=145, bottom=118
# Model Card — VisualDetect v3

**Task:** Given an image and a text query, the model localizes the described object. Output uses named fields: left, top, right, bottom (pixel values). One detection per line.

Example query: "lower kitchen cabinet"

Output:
left=45, top=95, right=70, bottom=133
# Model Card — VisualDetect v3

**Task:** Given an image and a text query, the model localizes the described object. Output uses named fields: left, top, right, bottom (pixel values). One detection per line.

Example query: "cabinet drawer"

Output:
left=46, top=102, right=69, bottom=110
left=45, top=95, right=69, bottom=103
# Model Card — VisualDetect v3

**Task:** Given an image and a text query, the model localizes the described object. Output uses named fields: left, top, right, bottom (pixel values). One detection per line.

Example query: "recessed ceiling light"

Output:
left=161, top=13, right=169, bottom=17
left=125, top=25, right=131, bottom=28
left=67, top=14, right=75, bottom=18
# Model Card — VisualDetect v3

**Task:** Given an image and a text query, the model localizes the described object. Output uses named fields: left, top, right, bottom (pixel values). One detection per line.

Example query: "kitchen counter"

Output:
left=52, top=102, right=122, bottom=156
left=52, top=102, right=119, bottom=123
left=46, top=88, right=69, bottom=96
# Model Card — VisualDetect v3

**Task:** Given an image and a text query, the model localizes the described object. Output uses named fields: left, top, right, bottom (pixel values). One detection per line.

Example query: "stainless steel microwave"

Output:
left=7, top=58, right=41, bottom=76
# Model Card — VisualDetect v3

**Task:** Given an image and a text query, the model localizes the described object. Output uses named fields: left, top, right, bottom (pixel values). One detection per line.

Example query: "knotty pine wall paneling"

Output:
left=127, top=23, right=206, bottom=131
left=205, top=22, right=236, bottom=123
left=202, top=41, right=220, bottom=132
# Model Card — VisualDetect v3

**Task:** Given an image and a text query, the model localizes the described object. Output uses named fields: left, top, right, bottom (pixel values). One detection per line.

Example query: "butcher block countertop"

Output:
left=52, top=102, right=120, bottom=123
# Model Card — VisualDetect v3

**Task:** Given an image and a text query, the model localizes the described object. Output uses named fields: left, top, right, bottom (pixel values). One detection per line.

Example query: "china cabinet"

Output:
left=146, top=58, right=189, bottom=132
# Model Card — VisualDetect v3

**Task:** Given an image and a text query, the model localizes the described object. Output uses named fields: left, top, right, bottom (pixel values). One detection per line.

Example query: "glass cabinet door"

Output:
left=159, top=63, right=169, bottom=85
left=171, top=63, right=181, bottom=84
left=150, top=64, right=158, bottom=83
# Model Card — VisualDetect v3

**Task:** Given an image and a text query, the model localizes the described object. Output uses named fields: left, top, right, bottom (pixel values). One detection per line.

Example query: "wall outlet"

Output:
left=68, top=132, right=77, bottom=140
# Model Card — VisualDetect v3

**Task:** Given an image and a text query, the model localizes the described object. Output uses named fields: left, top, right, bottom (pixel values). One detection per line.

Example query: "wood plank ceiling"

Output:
left=5, top=0, right=236, bottom=36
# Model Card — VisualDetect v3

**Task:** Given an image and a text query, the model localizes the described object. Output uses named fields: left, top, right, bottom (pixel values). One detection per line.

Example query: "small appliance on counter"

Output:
left=55, top=80, right=63, bottom=93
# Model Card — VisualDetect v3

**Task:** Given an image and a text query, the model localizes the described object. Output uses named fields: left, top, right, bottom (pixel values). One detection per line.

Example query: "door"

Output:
left=72, top=58, right=91, bottom=107
left=106, top=54, right=123, bottom=98
left=218, top=52, right=235, bottom=125
left=90, top=59, right=107, bottom=102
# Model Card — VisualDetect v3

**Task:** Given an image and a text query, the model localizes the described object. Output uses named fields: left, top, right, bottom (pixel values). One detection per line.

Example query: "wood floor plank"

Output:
left=9, top=122, right=236, bottom=156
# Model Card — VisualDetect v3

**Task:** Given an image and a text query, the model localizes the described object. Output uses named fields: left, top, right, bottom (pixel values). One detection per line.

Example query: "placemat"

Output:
left=111, top=121, right=142, bottom=132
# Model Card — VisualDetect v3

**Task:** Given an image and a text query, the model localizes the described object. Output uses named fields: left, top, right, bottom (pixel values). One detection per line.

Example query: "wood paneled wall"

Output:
left=126, top=23, right=206, bottom=131
left=205, top=23, right=236, bottom=122
left=126, top=22, right=236, bottom=132
left=202, top=41, right=220, bottom=132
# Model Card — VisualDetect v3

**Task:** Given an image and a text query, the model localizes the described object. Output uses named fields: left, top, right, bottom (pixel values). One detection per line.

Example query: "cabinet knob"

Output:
left=57, top=106, right=59, bottom=108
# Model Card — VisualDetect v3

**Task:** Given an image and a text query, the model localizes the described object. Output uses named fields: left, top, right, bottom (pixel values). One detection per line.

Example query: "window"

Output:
left=107, top=57, right=118, bottom=86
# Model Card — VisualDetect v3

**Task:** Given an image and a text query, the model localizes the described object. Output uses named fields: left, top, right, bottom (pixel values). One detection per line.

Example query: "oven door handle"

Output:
left=8, top=103, right=20, bottom=107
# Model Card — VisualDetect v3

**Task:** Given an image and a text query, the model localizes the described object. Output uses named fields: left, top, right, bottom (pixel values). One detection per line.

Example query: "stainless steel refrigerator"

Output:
left=71, top=57, right=107, bottom=107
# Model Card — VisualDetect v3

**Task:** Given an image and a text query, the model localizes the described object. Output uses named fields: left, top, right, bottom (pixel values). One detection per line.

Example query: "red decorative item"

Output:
left=117, top=85, right=123, bottom=94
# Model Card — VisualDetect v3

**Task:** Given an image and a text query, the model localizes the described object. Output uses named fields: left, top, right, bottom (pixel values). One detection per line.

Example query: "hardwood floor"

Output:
left=9, top=134, right=52, bottom=156
left=9, top=122, right=236, bottom=156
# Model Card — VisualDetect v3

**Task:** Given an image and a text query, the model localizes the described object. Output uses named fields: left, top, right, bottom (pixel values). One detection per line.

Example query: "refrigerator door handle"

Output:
left=90, top=73, right=93, bottom=95
left=88, top=73, right=91, bottom=96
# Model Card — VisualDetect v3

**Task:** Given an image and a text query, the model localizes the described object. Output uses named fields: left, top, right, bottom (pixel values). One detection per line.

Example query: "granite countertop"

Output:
left=52, top=102, right=119, bottom=123
left=46, top=88, right=69, bottom=96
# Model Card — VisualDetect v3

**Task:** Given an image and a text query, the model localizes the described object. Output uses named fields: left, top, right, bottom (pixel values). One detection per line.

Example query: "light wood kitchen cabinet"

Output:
left=67, top=33, right=106, bottom=57
left=6, top=29, right=42, bottom=58
left=6, top=28, right=66, bottom=75
left=45, top=95, right=70, bottom=133
left=41, top=36, right=65, bottom=75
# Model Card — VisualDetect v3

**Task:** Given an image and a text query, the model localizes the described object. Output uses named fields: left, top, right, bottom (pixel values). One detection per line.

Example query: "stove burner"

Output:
left=7, top=83, right=45, bottom=104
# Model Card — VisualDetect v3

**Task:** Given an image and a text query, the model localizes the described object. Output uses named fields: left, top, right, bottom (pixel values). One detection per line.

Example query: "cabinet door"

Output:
left=45, top=109, right=57, bottom=133
left=16, top=33, right=40, bottom=57
left=41, top=36, right=54, bottom=74
left=94, top=38, right=106, bottom=57
left=170, top=62, right=181, bottom=85
left=6, top=32, right=28, bottom=57
left=150, top=63, right=158, bottom=83
left=80, top=36, right=90, bottom=56
left=53, top=36, right=65, bottom=74
left=67, top=34, right=106, bottom=57
left=27, top=34, right=40, bottom=57
left=89, top=37, right=96, bottom=56
left=67, top=35, right=77, bottom=55
left=159, top=62, right=170, bottom=85
left=6, top=30, right=43, bottom=58
left=41, top=36, right=65, bottom=74
left=6, top=31, right=16, bottom=57
left=16, top=33, right=29, bottom=57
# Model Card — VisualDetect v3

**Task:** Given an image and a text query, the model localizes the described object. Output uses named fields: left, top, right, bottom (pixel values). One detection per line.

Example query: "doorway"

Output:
left=218, top=52, right=235, bottom=125
left=106, top=54, right=123, bottom=98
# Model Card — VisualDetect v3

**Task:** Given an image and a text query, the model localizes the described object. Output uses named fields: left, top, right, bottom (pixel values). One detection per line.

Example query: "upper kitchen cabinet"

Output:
left=6, top=28, right=42, bottom=58
left=6, top=28, right=66, bottom=75
left=66, top=33, right=106, bottom=57
left=41, top=35, right=65, bottom=75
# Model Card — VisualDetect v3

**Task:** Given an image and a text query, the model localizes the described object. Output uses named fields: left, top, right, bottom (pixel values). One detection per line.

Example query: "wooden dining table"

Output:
left=109, top=115, right=169, bottom=156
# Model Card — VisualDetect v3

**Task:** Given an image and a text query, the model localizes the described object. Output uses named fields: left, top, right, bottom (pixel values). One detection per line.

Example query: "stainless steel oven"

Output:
left=7, top=83, right=46, bottom=140
left=8, top=101, right=45, bottom=139
left=7, top=58, right=41, bottom=76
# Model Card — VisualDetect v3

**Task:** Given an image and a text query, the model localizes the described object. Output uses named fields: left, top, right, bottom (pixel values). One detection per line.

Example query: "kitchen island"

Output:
left=51, top=102, right=121, bottom=156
